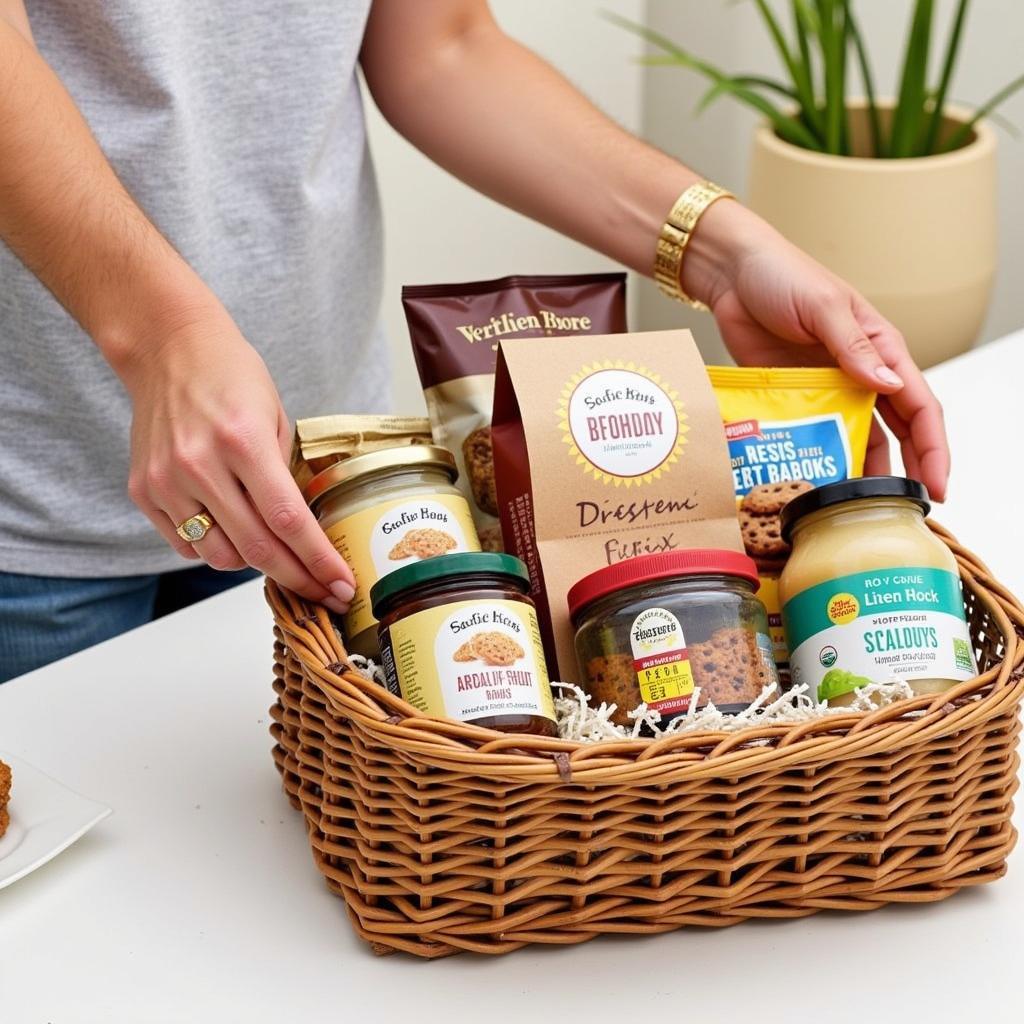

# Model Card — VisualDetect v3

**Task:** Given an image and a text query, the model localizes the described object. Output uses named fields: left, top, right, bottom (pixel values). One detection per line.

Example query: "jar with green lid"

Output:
left=779, top=476, right=978, bottom=706
left=568, top=549, right=778, bottom=726
left=370, top=552, right=557, bottom=736
left=304, top=445, right=480, bottom=658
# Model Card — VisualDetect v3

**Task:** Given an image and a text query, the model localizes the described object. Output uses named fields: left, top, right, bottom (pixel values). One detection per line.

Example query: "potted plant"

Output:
left=611, top=1, right=1024, bottom=367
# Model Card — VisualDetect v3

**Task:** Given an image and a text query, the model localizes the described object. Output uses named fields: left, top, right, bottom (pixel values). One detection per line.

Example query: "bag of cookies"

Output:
left=403, top=273, right=627, bottom=553
left=492, top=329, right=743, bottom=678
left=289, top=414, right=433, bottom=491
left=706, top=366, right=877, bottom=669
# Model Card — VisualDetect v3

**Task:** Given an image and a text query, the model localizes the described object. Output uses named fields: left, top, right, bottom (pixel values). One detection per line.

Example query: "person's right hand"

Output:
left=120, top=305, right=356, bottom=613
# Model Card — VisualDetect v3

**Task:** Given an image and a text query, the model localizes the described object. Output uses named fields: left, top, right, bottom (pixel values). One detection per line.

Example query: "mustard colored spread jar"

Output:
left=568, top=550, right=778, bottom=726
left=304, top=446, right=481, bottom=658
left=779, top=477, right=978, bottom=706
left=370, top=552, right=556, bottom=736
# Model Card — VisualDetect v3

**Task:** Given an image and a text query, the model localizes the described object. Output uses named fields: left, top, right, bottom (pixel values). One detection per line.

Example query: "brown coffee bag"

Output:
left=403, top=274, right=627, bottom=552
left=492, top=330, right=743, bottom=678
left=289, top=415, right=432, bottom=491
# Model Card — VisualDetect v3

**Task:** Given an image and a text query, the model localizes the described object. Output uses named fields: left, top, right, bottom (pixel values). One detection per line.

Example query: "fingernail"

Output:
left=875, top=367, right=903, bottom=388
left=330, top=580, right=356, bottom=605
left=324, top=596, right=347, bottom=615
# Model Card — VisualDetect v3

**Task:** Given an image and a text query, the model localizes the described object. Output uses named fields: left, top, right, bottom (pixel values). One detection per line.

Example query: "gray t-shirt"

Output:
left=0, top=0, right=386, bottom=577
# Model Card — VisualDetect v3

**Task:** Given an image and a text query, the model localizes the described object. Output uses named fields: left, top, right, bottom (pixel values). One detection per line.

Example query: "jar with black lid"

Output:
left=370, top=552, right=557, bottom=736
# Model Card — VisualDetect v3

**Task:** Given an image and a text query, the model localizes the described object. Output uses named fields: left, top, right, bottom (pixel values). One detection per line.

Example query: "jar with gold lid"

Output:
left=304, top=445, right=481, bottom=658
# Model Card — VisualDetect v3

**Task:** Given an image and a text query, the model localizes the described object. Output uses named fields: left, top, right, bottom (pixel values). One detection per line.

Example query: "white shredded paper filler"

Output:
left=345, top=653, right=915, bottom=743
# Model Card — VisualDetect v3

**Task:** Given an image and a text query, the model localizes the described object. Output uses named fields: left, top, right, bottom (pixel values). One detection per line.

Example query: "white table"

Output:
left=2, top=333, right=1022, bottom=1023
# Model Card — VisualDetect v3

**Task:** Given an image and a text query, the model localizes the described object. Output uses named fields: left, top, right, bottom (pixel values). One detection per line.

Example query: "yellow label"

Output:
left=629, top=607, right=695, bottom=715
left=380, top=599, right=554, bottom=723
left=323, top=494, right=480, bottom=643
left=826, top=592, right=860, bottom=625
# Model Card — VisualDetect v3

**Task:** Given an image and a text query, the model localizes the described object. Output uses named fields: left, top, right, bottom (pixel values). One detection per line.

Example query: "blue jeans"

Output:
left=0, top=565, right=261, bottom=683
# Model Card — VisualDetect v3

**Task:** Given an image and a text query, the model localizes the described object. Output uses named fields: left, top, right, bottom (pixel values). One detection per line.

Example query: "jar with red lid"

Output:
left=567, top=550, right=779, bottom=726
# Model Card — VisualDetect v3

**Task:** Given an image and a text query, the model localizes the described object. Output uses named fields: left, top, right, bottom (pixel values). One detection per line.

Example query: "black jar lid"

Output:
left=780, top=476, right=930, bottom=543
left=370, top=551, right=530, bottom=618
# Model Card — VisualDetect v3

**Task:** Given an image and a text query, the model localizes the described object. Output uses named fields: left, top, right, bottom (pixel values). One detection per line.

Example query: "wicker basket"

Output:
left=268, top=523, right=1024, bottom=958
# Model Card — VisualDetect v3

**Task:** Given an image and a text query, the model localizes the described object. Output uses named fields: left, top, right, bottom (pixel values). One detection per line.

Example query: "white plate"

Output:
left=0, top=751, right=112, bottom=889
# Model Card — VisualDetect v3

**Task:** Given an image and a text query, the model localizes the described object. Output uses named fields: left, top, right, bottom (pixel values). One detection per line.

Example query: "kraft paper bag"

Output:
left=492, top=329, right=743, bottom=679
left=289, top=415, right=433, bottom=491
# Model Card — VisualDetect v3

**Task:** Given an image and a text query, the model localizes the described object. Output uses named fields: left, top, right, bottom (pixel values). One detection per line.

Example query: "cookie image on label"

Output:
left=462, top=427, right=499, bottom=517
left=452, top=630, right=526, bottom=666
left=453, top=641, right=477, bottom=662
left=472, top=631, right=525, bottom=666
left=740, top=480, right=814, bottom=515
left=388, top=528, right=458, bottom=561
left=739, top=507, right=788, bottom=560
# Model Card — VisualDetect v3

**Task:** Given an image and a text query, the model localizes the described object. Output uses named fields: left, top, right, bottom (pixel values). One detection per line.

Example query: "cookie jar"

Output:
left=568, top=550, right=778, bottom=725
left=370, top=552, right=557, bottom=736
left=304, top=446, right=481, bottom=658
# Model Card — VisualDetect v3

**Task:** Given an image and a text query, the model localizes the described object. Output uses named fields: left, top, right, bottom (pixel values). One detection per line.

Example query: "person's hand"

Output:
left=684, top=200, right=949, bottom=501
left=118, top=305, right=356, bottom=612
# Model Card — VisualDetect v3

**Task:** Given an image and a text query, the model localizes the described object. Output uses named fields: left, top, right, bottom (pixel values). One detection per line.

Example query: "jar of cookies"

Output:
left=304, top=446, right=481, bottom=658
left=568, top=550, right=778, bottom=726
left=370, top=552, right=557, bottom=736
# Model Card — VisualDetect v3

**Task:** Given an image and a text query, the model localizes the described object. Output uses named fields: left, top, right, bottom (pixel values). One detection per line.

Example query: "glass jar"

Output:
left=568, top=550, right=778, bottom=726
left=779, top=476, right=978, bottom=706
left=304, top=446, right=480, bottom=658
left=370, top=552, right=557, bottom=736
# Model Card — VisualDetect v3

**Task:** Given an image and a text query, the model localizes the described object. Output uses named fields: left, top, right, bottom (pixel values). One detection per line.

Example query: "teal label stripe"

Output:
left=783, top=566, right=965, bottom=650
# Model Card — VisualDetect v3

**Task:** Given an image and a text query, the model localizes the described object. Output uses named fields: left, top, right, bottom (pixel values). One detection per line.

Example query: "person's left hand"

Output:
left=684, top=200, right=949, bottom=502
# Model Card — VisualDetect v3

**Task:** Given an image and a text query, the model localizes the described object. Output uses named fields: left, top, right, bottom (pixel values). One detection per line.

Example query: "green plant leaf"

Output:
left=942, top=72, right=1024, bottom=151
left=922, top=0, right=970, bottom=155
left=604, top=11, right=823, bottom=150
left=753, top=0, right=822, bottom=135
left=697, top=75, right=798, bottom=113
left=843, top=2, right=884, bottom=156
left=817, top=0, right=847, bottom=154
left=890, top=0, right=935, bottom=157
left=792, top=0, right=820, bottom=105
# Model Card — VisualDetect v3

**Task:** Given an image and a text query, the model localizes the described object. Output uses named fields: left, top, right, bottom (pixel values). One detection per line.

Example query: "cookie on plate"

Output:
left=0, top=758, right=10, bottom=841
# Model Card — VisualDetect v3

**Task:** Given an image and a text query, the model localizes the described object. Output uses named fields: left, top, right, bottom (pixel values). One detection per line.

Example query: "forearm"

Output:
left=362, top=7, right=767, bottom=302
left=0, top=18, right=218, bottom=377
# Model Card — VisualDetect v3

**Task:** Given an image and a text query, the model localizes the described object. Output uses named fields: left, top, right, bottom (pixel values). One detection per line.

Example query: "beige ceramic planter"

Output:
left=748, top=104, right=996, bottom=368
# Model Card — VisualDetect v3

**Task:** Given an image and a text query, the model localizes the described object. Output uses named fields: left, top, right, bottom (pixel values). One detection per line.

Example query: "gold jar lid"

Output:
left=303, top=444, right=458, bottom=512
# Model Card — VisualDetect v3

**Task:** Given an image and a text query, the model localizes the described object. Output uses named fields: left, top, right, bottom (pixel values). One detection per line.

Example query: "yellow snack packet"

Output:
left=707, top=366, right=877, bottom=669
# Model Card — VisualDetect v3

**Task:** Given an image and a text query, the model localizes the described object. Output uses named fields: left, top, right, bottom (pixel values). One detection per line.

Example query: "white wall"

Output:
left=638, top=0, right=1024, bottom=359
left=365, top=0, right=646, bottom=415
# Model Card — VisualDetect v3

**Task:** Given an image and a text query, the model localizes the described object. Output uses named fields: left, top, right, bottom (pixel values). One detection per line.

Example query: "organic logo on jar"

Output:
left=819, top=645, right=838, bottom=668
left=558, top=362, right=686, bottom=485
left=826, top=593, right=860, bottom=625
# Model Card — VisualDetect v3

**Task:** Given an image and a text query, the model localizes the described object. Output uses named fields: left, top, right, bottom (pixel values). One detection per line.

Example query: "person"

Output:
left=0, top=1, right=948, bottom=682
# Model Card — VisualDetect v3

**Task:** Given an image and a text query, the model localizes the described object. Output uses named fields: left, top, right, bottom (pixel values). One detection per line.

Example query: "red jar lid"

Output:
left=567, top=549, right=760, bottom=620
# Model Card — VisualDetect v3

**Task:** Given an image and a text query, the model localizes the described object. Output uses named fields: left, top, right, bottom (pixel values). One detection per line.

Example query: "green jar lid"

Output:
left=370, top=551, right=530, bottom=617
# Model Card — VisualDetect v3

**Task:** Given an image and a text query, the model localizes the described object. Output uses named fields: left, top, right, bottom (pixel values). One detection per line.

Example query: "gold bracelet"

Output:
left=654, top=180, right=735, bottom=310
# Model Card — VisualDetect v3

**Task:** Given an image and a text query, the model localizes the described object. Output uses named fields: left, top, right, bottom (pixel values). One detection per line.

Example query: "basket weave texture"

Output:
left=268, top=524, right=1024, bottom=958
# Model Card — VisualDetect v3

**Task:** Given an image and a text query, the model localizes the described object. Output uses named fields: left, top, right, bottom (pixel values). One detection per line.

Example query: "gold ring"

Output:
left=175, top=511, right=215, bottom=543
